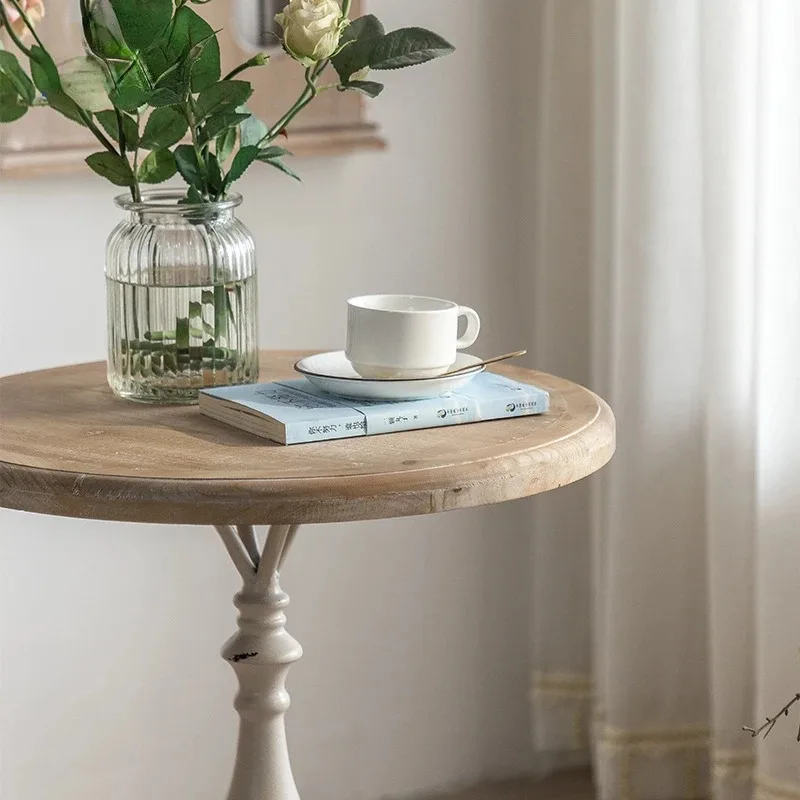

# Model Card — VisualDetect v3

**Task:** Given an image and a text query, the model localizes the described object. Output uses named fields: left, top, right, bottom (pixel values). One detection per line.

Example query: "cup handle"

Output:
left=456, top=306, right=481, bottom=350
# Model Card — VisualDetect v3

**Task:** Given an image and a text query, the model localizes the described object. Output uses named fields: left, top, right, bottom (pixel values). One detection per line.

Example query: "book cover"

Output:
left=200, top=373, right=549, bottom=445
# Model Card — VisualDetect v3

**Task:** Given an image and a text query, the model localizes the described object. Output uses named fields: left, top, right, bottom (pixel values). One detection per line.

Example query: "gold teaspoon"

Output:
left=443, top=350, right=528, bottom=377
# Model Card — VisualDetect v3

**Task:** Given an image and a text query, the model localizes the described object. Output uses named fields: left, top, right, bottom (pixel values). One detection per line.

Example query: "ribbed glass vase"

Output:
left=106, top=190, right=259, bottom=404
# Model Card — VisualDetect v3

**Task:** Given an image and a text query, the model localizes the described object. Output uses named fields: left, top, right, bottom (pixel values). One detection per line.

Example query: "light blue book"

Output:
left=199, top=373, right=549, bottom=445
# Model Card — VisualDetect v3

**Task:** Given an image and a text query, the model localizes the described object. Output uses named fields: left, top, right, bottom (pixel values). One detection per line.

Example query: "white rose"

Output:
left=59, top=57, right=112, bottom=113
left=275, top=0, right=344, bottom=66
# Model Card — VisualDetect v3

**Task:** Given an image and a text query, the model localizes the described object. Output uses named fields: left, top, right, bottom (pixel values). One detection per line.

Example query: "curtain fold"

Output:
left=700, top=5, right=759, bottom=799
left=526, top=2, right=800, bottom=798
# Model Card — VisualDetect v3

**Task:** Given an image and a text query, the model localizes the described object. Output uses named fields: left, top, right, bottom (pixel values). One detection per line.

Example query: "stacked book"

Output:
left=200, top=372, right=549, bottom=445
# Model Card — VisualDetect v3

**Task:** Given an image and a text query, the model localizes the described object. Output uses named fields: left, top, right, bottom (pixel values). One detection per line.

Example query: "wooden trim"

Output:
left=423, top=772, right=594, bottom=800
left=0, top=125, right=386, bottom=180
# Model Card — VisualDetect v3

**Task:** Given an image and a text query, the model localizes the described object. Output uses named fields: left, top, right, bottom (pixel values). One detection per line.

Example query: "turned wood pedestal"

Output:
left=0, top=351, right=615, bottom=800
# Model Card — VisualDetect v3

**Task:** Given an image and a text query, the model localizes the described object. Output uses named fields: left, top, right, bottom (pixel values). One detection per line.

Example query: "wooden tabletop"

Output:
left=0, top=352, right=615, bottom=525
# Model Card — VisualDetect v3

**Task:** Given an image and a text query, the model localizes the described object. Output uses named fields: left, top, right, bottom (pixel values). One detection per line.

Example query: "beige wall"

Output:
left=0, top=3, right=536, bottom=798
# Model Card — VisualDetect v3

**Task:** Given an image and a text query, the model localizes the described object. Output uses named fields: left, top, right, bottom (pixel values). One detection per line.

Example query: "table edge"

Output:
left=0, top=393, right=616, bottom=525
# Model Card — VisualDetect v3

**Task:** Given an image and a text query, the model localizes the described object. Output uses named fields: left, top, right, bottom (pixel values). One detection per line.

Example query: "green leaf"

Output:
left=0, top=74, right=27, bottom=122
left=345, top=80, right=384, bottom=98
left=140, top=106, right=187, bottom=149
left=182, top=11, right=221, bottom=93
left=369, top=28, right=455, bottom=70
left=150, top=57, right=184, bottom=90
left=109, top=0, right=173, bottom=52
left=96, top=109, right=139, bottom=147
left=185, top=185, right=204, bottom=203
left=95, top=110, right=119, bottom=140
left=46, top=91, right=88, bottom=126
left=110, top=54, right=151, bottom=96
left=81, top=0, right=136, bottom=62
left=225, top=145, right=260, bottom=187
left=195, top=80, right=252, bottom=121
left=143, top=6, right=220, bottom=94
left=215, top=128, right=236, bottom=163
left=206, top=153, right=224, bottom=196
left=29, top=46, right=61, bottom=94
left=60, top=56, right=113, bottom=114
left=239, top=115, right=269, bottom=147
left=258, top=156, right=301, bottom=182
left=258, top=145, right=292, bottom=160
left=148, top=87, right=183, bottom=107
left=138, top=148, right=177, bottom=183
left=178, top=185, right=204, bottom=204
left=183, top=30, right=220, bottom=75
left=332, top=15, right=384, bottom=82
left=174, top=143, right=204, bottom=189
left=121, top=113, right=140, bottom=146
left=200, top=111, right=250, bottom=144
left=85, top=151, right=135, bottom=186
left=0, top=100, right=27, bottom=123
left=239, top=113, right=268, bottom=148
left=0, top=51, right=35, bottom=104
left=111, top=84, right=148, bottom=113
left=153, top=30, right=218, bottom=98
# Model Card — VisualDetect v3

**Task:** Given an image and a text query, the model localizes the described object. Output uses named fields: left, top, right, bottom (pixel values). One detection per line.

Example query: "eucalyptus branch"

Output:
left=0, top=2, right=33, bottom=56
left=743, top=693, right=800, bottom=741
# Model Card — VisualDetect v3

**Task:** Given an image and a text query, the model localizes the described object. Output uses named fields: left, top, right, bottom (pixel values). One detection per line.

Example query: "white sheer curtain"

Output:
left=524, top=2, right=800, bottom=799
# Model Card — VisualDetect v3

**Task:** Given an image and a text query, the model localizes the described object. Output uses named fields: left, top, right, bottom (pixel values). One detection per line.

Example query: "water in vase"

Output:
left=107, top=275, right=259, bottom=404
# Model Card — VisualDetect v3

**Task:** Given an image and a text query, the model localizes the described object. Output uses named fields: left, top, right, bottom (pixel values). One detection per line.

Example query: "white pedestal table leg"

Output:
left=214, top=524, right=302, bottom=800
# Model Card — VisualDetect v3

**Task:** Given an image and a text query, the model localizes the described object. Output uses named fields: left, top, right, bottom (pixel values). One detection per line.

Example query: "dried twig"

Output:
left=743, top=693, right=800, bottom=742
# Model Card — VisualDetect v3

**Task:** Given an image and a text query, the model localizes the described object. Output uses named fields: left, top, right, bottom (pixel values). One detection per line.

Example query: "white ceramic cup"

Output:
left=345, top=294, right=481, bottom=379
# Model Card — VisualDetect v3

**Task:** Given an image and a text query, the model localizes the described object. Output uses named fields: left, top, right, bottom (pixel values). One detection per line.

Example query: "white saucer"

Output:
left=294, top=351, right=485, bottom=401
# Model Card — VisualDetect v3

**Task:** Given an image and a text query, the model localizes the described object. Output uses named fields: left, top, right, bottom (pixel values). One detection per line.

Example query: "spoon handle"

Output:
left=444, top=349, right=528, bottom=377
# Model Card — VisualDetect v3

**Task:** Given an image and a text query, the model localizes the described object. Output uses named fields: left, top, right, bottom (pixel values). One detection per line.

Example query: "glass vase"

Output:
left=105, top=190, right=259, bottom=404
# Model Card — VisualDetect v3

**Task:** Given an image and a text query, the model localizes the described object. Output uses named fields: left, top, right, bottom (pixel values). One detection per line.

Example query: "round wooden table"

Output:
left=0, top=351, right=615, bottom=800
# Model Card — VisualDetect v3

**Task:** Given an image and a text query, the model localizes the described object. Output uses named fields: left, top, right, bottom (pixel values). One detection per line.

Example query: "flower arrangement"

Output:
left=0, top=0, right=454, bottom=403
left=0, top=0, right=454, bottom=202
